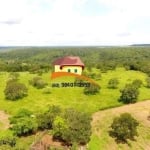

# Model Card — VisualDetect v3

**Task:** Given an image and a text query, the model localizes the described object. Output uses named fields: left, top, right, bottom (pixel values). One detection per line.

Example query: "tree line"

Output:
left=0, top=47, right=150, bottom=75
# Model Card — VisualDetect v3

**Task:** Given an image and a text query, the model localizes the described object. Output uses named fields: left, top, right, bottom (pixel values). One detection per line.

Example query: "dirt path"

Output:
left=0, top=110, right=10, bottom=130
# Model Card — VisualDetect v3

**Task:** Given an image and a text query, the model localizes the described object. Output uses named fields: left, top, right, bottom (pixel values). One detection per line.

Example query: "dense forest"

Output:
left=0, top=46, right=150, bottom=75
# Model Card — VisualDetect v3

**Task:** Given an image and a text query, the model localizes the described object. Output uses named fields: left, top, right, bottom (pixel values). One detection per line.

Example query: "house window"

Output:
left=74, top=69, right=77, bottom=73
left=68, top=69, right=71, bottom=73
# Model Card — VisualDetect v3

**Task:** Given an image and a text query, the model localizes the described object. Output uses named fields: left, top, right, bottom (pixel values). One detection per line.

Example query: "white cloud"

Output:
left=0, top=0, right=150, bottom=45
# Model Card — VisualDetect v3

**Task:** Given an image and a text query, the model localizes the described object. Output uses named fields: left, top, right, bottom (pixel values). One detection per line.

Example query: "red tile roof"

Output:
left=53, top=56, right=84, bottom=68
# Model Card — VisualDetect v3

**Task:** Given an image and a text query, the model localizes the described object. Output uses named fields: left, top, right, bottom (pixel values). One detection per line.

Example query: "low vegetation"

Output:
left=119, top=84, right=139, bottom=104
left=107, top=78, right=119, bottom=89
left=132, top=79, right=143, bottom=88
left=29, top=76, right=47, bottom=89
left=84, top=84, right=100, bottom=95
left=7, top=106, right=92, bottom=148
left=0, top=130, right=17, bottom=147
left=110, top=113, right=139, bottom=143
left=52, top=108, right=92, bottom=145
left=4, top=80, right=28, bottom=101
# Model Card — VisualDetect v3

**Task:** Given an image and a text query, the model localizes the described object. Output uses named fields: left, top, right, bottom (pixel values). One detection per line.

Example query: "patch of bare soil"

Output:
left=0, top=110, right=10, bottom=130
left=30, top=133, right=69, bottom=150
left=31, top=133, right=87, bottom=150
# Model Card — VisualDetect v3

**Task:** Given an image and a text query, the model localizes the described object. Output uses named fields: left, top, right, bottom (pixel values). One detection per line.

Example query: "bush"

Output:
left=29, top=76, right=47, bottom=89
left=52, top=116, right=68, bottom=139
left=0, top=130, right=17, bottom=147
left=84, top=84, right=100, bottom=95
left=119, top=84, right=139, bottom=104
left=42, top=87, right=51, bottom=94
left=4, top=81, right=28, bottom=100
left=10, top=108, right=32, bottom=124
left=107, top=78, right=119, bottom=89
left=87, top=73, right=96, bottom=79
left=110, top=113, right=139, bottom=143
left=132, top=79, right=143, bottom=88
left=10, top=109, right=37, bottom=136
left=53, top=108, right=92, bottom=145
left=11, top=117, right=38, bottom=136
left=86, top=72, right=101, bottom=80
left=36, top=105, right=61, bottom=130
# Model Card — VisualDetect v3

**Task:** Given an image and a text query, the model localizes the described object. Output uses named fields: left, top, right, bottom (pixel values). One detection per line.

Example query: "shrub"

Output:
left=84, top=84, right=100, bottom=95
left=29, top=76, right=47, bottom=89
left=0, top=130, right=17, bottom=147
left=107, top=78, right=119, bottom=89
left=52, top=116, right=68, bottom=139
left=36, top=105, right=61, bottom=130
left=43, top=86, right=51, bottom=94
left=11, top=117, right=38, bottom=136
left=132, top=79, right=143, bottom=88
left=10, top=109, right=37, bottom=136
left=4, top=81, right=28, bottom=100
left=53, top=108, right=92, bottom=145
left=87, top=73, right=96, bottom=79
left=110, top=113, right=139, bottom=143
left=119, top=84, right=139, bottom=104
left=10, top=108, right=32, bottom=124
left=87, top=72, right=102, bottom=80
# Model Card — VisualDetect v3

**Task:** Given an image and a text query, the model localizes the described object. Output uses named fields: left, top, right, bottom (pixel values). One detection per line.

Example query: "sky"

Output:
left=0, top=0, right=150, bottom=46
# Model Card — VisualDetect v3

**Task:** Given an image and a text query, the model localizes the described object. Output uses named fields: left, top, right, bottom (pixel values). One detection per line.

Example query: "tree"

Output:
left=0, top=130, right=17, bottom=147
left=36, top=105, right=61, bottom=130
left=4, top=80, right=28, bottom=100
left=52, top=116, right=68, bottom=139
left=29, top=76, right=47, bottom=89
left=107, top=78, right=119, bottom=89
left=132, top=79, right=142, bottom=88
left=110, top=113, right=139, bottom=143
left=119, top=84, right=139, bottom=104
left=10, top=109, right=37, bottom=136
left=54, top=108, right=92, bottom=145
left=84, top=84, right=100, bottom=95
left=11, top=117, right=38, bottom=136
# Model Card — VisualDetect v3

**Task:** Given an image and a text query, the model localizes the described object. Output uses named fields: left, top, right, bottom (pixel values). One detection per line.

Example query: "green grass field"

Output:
left=0, top=67, right=149, bottom=115
left=0, top=67, right=150, bottom=149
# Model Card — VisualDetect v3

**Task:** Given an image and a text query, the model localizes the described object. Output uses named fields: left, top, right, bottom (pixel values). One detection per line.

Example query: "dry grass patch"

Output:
left=0, top=110, right=10, bottom=130
left=90, top=100, right=150, bottom=150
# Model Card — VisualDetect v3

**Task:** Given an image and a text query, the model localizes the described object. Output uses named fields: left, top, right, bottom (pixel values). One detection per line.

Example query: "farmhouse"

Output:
left=53, top=56, right=84, bottom=75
